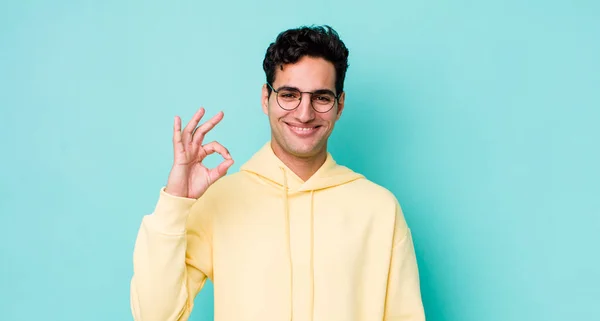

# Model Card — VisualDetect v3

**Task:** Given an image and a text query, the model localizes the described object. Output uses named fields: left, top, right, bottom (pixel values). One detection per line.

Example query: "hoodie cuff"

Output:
left=146, top=187, right=197, bottom=235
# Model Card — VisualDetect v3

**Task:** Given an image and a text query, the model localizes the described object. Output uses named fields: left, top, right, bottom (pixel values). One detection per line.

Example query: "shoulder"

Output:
left=344, top=176, right=409, bottom=235
left=198, top=171, right=249, bottom=199
left=186, top=172, right=246, bottom=221
left=344, top=176, right=400, bottom=207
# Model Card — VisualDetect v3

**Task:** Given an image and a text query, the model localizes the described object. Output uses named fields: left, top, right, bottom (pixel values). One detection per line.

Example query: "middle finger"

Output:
left=183, top=107, right=206, bottom=146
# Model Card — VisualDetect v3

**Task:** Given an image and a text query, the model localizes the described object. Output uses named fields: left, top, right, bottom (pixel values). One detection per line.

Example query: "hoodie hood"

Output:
left=240, top=142, right=364, bottom=192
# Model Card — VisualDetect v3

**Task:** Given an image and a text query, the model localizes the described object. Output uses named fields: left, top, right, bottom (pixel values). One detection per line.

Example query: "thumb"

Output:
left=208, top=159, right=234, bottom=184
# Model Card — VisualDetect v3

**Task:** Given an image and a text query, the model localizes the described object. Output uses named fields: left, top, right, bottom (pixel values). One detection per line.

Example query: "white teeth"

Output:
left=291, top=126, right=315, bottom=131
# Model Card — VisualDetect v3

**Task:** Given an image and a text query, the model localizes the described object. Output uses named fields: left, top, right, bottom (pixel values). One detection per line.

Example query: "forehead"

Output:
left=273, top=56, right=336, bottom=91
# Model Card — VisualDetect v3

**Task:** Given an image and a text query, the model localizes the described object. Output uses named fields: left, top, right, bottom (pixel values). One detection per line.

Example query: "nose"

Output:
left=294, top=93, right=315, bottom=122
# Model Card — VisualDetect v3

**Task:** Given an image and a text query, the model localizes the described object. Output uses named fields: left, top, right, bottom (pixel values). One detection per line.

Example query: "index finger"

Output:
left=201, top=141, right=232, bottom=160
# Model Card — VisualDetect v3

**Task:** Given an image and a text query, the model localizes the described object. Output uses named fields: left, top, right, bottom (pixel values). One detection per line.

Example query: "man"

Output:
left=130, top=25, right=425, bottom=321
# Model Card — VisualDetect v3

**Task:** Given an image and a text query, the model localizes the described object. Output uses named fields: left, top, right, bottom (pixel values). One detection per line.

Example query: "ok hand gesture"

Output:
left=165, top=108, right=234, bottom=199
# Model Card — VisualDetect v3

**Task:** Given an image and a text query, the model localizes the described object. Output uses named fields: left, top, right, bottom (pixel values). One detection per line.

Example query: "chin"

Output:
left=285, top=141, right=324, bottom=158
left=272, top=127, right=328, bottom=158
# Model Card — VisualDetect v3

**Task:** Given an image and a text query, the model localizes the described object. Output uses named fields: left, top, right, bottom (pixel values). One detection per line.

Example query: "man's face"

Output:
left=262, top=56, right=345, bottom=159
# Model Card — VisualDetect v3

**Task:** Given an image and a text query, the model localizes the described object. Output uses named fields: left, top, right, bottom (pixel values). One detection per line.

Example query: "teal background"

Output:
left=1, top=0, right=598, bottom=320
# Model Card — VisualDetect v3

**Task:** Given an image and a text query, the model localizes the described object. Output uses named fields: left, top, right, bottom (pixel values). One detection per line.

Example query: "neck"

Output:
left=271, top=141, right=328, bottom=182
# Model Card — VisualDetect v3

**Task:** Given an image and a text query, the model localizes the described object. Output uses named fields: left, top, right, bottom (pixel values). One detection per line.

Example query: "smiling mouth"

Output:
left=285, top=123, right=322, bottom=135
left=290, top=125, right=320, bottom=131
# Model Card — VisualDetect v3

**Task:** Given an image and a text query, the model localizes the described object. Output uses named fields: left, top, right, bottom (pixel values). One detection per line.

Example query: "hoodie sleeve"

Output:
left=130, top=187, right=213, bottom=321
left=384, top=202, right=426, bottom=321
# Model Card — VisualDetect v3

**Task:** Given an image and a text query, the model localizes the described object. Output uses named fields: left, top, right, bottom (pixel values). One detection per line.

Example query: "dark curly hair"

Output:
left=263, top=25, right=349, bottom=96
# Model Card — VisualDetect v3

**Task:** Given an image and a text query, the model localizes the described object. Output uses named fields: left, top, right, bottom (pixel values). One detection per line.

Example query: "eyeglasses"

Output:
left=267, top=83, right=340, bottom=113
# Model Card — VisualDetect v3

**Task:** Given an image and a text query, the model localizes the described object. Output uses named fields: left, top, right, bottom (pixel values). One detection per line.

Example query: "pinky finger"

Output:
left=173, top=116, right=184, bottom=154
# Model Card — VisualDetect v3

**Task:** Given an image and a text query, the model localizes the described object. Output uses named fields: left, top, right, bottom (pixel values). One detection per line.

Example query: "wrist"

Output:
left=164, top=185, right=188, bottom=198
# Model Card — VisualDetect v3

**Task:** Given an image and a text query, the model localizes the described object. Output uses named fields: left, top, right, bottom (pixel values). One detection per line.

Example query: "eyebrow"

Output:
left=277, top=85, right=336, bottom=94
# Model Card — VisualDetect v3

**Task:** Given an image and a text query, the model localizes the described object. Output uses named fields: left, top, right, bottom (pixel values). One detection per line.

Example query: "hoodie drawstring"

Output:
left=280, top=167, right=316, bottom=321
left=280, top=167, right=294, bottom=321
left=310, top=189, right=315, bottom=321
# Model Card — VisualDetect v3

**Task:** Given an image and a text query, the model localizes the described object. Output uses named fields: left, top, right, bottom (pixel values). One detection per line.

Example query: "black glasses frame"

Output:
left=267, top=83, right=341, bottom=113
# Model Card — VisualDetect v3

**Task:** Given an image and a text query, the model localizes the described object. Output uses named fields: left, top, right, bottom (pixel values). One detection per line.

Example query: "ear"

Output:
left=335, top=91, right=345, bottom=120
left=262, top=84, right=269, bottom=115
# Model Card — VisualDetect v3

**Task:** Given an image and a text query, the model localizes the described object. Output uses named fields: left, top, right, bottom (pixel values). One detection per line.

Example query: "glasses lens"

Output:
left=277, top=89, right=301, bottom=110
left=312, top=92, right=336, bottom=112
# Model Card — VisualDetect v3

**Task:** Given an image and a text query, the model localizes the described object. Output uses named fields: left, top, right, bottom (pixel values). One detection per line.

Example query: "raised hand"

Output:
left=165, top=107, right=234, bottom=199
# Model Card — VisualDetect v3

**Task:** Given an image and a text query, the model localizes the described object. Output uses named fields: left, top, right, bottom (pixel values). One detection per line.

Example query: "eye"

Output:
left=314, top=94, right=333, bottom=103
left=279, top=90, right=300, bottom=100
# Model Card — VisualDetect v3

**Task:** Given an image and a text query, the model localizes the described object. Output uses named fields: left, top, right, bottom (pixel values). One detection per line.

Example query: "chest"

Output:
left=211, top=191, right=395, bottom=264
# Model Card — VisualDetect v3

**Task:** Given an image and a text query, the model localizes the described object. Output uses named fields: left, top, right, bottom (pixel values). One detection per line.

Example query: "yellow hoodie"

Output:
left=130, top=142, right=425, bottom=321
